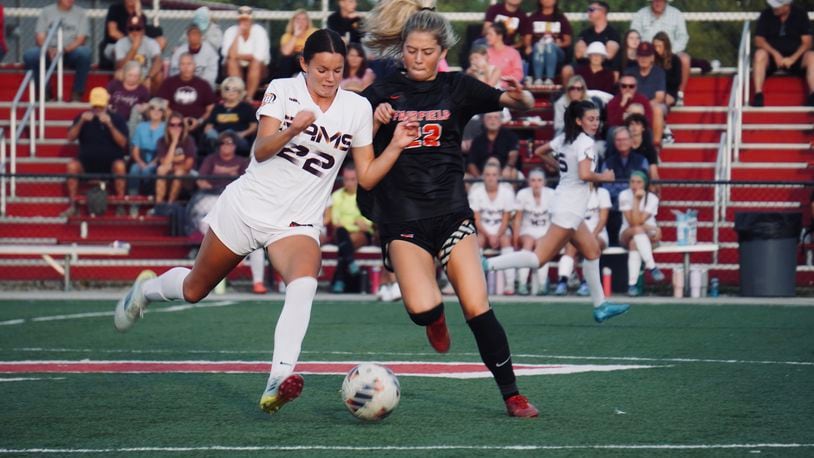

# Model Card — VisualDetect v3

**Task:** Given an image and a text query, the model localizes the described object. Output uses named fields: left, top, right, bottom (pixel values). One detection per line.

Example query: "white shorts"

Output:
left=203, top=192, right=321, bottom=257
left=597, top=229, right=609, bottom=247
left=551, top=211, right=584, bottom=230
left=520, top=225, right=548, bottom=239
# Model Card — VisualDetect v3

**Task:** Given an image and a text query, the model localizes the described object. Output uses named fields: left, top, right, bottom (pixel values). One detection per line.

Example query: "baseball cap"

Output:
left=766, top=0, right=792, bottom=7
left=238, top=5, right=253, bottom=18
left=586, top=41, right=608, bottom=58
left=89, top=87, right=110, bottom=107
left=636, top=41, right=655, bottom=57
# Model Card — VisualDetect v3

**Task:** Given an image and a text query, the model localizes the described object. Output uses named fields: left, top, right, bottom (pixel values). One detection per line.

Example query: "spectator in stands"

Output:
left=470, top=162, right=518, bottom=295
left=327, top=0, right=362, bottom=44
left=0, top=5, right=7, bottom=62
left=602, top=126, right=649, bottom=207
left=106, top=61, right=150, bottom=122
left=620, top=29, right=641, bottom=72
left=483, top=0, right=531, bottom=52
left=630, top=0, right=690, bottom=106
left=222, top=6, right=271, bottom=101
left=573, top=2, right=620, bottom=69
left=202, top=76, right=257, bottom=157
left=751, top=0, right=814, bottom=107
left=24, top=0, right=91, bottom=102
left=653, top=32, right=682, bottom=107
left=485, top=22, right=524, bottom=86
left=341, top=43, right=375, bottom=93
left=466, top=111, right=520, bottom=178
left=154, top=111, right=196, bottom=206
left=607, top=74, right=659, bottom=141
left=114, top=14, right=163, bottom=94
left=466, top=45, right=502, bottom=88
left=279, top=9, right=318, bottom=79
left=99, top=0, right=165, bottom=70
left=128, top=97, right=167, bottom=196
left=329, top=164, right=375, bottom=294
left=157, top=53, right=216, bottom=134
left=527, top=0, right=572, bottom=86
left=552, top=75, right=591, bottom=136
left=624, top=113, right=660, bottom=186
left=619, top=170, right=664, bottom=296
left=632, top=43, right=670, bottom=143
left=63, top=87, right=128, bottom=217
left=170, top=24, right=219, bottom=90
left=183, top=7, right=223, bottom=51
left=512, top=169, right=555, bottom=295
left=575, top=42, right=617, bottom=95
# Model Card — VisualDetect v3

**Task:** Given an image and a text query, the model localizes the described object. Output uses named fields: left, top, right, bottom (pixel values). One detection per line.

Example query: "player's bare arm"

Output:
left=253, top=110, right=317, bottom=162
left=498, top=77, right=534, bottom=111
left=353, top=119, right=419, bottom=190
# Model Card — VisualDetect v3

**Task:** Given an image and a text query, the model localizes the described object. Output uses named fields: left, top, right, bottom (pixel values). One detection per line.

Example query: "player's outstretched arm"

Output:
left=353, top=119, right=419, bottom=190
left=579, top=158, right=614, bottom=183
left=498, top=77, right=534, bottom=111
left=253, top=110, right=316, bottom=162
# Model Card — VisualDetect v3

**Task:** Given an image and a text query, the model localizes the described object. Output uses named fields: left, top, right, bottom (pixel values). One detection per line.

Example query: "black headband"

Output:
left=420, top=6, right=436, bottom=11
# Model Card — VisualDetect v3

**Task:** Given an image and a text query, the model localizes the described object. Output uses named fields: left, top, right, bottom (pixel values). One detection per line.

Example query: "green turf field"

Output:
left=1, top=298, right=813, bottom=456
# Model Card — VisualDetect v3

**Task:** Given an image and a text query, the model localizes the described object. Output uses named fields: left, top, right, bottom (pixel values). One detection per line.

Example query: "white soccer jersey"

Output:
left=469, top=185, right=515, bottom=235
left=619, top=189, right=659, bottom=233
left=514, top=186, right=555, bottom=236
left=549, top=132, right=596, bottom=216
left=223, top=73, right=372, bottom=231
left=584, top=187, right=612, bottom=232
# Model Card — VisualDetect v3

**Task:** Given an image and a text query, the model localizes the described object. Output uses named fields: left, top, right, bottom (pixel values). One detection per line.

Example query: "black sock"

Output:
left=467, top=309, right=518, bottom=400
left=408, top=303, right=444, bottom=326
left=559, top=276, right=568, bottom=283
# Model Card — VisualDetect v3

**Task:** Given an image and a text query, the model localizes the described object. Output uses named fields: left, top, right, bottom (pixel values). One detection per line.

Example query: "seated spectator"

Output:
left=327, top=0, right=362, bottom=44
left=465, top=45, right=502, bottom=88
left=631, top=0, right=691, bottom=106
left=106, top=61, right=150, bottom=121
left=572, top=2, right=620, bottom=70
left=154, top=112, right=197, bottom=206
left=99, top=0, right=165, bottom=70
left=114, top=15, right=163, bottom=93
left=602, top=126, right=649, bottom=207
left=512, top=168, right=555, bottom=295
left=23, top=0, right=91, bottom=101
left=618, top=170, right=664, bottom=296
left=620, top=29, right=641, bottom=72
left=341, top=43, right=375, bottom=93
left=466, top=111, right=520, bottom=178
left=751, top=0, right=814, bottom=107
left=632, top=43, right=669, bottom=143
left=483, top=0, right=531, bottom=52
left=485, top=22, right=524, bottom=85
left=653, top=32, right=682, bottom=107
left=202, top=76, right=257, bottom=157
left=554, top=186, right=611, bottom=296
left=527, top=0, right=572, bottom=86
left=63, top=87, right=128, bottom=217
left=624, top=113, right=660, bottom=185
left=575, top=42, right=617, bottom=95
left=181, top=7, right=223, bottom=51
left=279, top=9, right=318, bottom=78
left=330, top=164, right=375, bottom=294
left=606, top=73, right=657, bottom=136
left=157, top=53, right=216, bottom=134
left=0, top=5, right=8, bottom=62
left=553, top=75, right=591, bottom=136
left=222, top=6, right=271, bottom=101
left=129, top=97, right=167, bottom=196
left=170, top=23, right=219, bottom=90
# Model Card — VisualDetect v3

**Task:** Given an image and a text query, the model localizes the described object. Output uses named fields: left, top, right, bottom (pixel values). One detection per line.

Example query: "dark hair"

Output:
left=217, top=130, right=239, bottom=146
left=537, top=0, right=563, bottom=15
left=564, top=100, right=598, bottom=144
left=593, top=1, right=610, bottom=13
left=624, top=112, right=649, bottom=130
left=302, top=29, right=347, bottom=63
left=652, top=31, right=674, bottom=70
left=621, top=29, right=640, bottom=71
left=490, top=21, right=507, bottom=38
left=343, top=42, right=368, bottom=79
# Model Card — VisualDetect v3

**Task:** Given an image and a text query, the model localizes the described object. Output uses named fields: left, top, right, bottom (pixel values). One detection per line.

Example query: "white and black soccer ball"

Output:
left=341, top=363, right=400, bottom=421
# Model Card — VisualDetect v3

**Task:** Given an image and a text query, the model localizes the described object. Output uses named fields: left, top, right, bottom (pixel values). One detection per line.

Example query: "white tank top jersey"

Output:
left=514, top=186, right=556, bottom=234
left=223, top=73, right=373, bottom=231
left=549, top=132, right=596, bottom=214
left=618, top=189, right=660, bottom=233
left=584, top=187, right=612, bottom=232
left=469, top=184, right=516, bottom=234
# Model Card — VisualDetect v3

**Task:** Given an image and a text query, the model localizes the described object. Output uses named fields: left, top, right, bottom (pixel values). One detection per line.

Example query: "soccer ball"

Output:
left=341, top=363, right=400, bottom=421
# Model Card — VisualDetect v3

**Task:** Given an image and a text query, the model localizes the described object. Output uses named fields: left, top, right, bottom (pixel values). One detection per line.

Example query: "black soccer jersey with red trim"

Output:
left=359, top=71, right=503, bottom=224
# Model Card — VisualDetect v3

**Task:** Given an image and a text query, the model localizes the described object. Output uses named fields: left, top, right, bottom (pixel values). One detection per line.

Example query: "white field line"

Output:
left=0, top=377, right=65, bottom=382
left=1, top=444, right=813, bottom=453
left=0, top=301, right=236, bottom=326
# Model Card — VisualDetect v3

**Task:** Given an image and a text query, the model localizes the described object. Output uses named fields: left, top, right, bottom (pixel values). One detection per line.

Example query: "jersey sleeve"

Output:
left=256, top=80, right=285, bottom=122
left=458, top=73, right=503, bottom=116
left=500, top=187, right=516, bottom=211
left=577, top=136, right=595, bottom=162
left=618, top=190, right=633, bottom=212
left=598, top=188, right=612, bottom=209
left=468, top=187, right=483, bottom=211
left=350, top=95, right=373, bottom=147
left=645, top=194, right=659, bottom=217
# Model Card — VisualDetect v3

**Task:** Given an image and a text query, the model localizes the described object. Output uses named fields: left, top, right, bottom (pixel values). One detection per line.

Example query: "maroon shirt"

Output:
left=527, top=11, right=572, bottom=44
left=198, top=153, right=249, bottom=193
left=157, top=75, right=216, bottom=119
left=106, top=79, right=150, bottom=120
left=155, top=136, right=197, bottom=164
left=484, top=3, right=531, bottom=46
left=606, top=92, right=654, bottom=128
left=575, top=64, right=616, bottom=95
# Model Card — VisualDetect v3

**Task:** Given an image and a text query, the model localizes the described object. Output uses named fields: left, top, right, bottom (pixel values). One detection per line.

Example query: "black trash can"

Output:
left=734, top=212, right=802, bottom=297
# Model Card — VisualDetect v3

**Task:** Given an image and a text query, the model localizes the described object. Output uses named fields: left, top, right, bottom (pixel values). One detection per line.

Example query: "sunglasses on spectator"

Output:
left=568, top=86, right=585, bottom=91
left=620, top=83, right=637, bottom=89
left=168, top=122, right=183, bottom=127
left=219, top=139, right=236, bottom=145
left=586, top=7, right=598, bottom=12
left=127, top=26, right=144, bottom=32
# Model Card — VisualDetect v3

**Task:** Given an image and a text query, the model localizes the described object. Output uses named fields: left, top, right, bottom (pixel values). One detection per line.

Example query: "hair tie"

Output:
left=420, top=6, right=436, bottom=11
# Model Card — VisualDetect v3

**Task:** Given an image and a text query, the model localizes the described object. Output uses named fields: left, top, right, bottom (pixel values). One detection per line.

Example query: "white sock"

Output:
left=486, top=250, right=539, bottom=271
left=142, top=267, right=189, bottom=302
left=518, top=267, right=530, bottom=289
left=583, top=259, right=605, bottom=307
left=627, top=251, right=642, bottom=286
left=557, top=255, right=575, bottom=279
left=269, top=277, right=318, bottom=380
left=249, top=249, right=266, bottom=283
left=537, top=262, right=550, bottom=290
left=501, top=247, right=516, bottom=292
left=634, top=233, right=656, bottom=269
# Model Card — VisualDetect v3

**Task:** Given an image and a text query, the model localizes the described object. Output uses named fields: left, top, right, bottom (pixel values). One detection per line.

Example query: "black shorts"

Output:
left=766, top=54, right=805, bottom=76
left=377, top=210, right=475, bottom=271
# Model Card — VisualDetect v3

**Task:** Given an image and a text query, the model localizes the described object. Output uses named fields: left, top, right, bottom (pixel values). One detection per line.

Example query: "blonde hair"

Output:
left=285, top=9, right=313, bottom=35
left=363, top=0, right=457, bottom=59
left=565, top=75, right=590, bottom=103
left=220, top=76, right=246, bottom=98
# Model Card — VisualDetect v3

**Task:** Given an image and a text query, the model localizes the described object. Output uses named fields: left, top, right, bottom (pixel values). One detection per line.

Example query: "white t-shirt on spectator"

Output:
left=114, top=36, right=161, bottom=66
left=469, top=185, right=516, bottom=235
left=221, top=24, right=271, bottom=66
left=618, top=189, right=659, bottom=234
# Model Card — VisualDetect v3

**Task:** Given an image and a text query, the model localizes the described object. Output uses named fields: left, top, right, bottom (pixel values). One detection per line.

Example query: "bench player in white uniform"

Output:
left=484, top=100, right=630, bottom=323
left=512, top=168, right=555, bottom=295
left=619, top=170, right=664, bottom=296
left=554, top=186, right=611, bottom=296
left=114, top=30, right=419, bottom=414
left=470, top=162, right=517, bottom=294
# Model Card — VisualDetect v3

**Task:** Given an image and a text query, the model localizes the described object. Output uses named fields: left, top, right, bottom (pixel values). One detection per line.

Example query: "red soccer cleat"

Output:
left=252, top=282, right=268, bottom=294
left=505, top=394, right=539, bottom=418
left=426, top=314, right=451, bottom=353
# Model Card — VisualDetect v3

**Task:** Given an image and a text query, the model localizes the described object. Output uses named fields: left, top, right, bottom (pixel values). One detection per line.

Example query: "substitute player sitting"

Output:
left=512, top=168, right=555, bottom=296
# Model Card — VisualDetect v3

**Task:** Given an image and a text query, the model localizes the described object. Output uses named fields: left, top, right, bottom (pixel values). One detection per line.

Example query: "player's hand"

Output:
left=501, top=76, right=524, bottom=95
left=289, top=109, right=316, bottom=135
left=97, top=112, right=111, bottom=125
left=80, top=111, right=95, bottom=122
left=780, top=57, right=795, bottom=69
left=772, top=52, right=784, bottom=68
left=599, top=169, right=615, bottom=182
left=390, top=119, right=420, bottom=149
left=634, top=188, right=646, bottom=199
left=374, top=102, right=394, bottom=125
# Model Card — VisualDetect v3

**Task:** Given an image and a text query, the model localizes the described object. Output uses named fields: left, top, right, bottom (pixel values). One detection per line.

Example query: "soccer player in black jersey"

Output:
left=360, top=0, right=539, bottom=418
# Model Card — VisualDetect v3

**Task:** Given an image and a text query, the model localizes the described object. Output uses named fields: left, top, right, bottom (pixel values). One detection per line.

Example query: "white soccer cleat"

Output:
left=114, top=270, right=156, bottom=332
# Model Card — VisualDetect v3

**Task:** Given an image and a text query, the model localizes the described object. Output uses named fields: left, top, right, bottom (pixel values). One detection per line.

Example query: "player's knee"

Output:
left=181, top=281, right=207, bottom=304
left=754, top=49, right=768, bottom=64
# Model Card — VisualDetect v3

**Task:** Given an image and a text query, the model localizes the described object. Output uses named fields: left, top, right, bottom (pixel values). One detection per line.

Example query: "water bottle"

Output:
left=709, top=278, right=719, bottom=297
left=359, top=268, right=369, bottom=295
left=602, top=267, right=612, bottom=297
left=673, top=267, right=684, bottom=298
left=690, top=268, right=702, bottom=298
left=487, top=271, right=496, bottom=295
left=370, top=266, right=381, bottom=295
left=636, top=270, right=645, bottom=296
left=700, top=268, right=708, bottom=297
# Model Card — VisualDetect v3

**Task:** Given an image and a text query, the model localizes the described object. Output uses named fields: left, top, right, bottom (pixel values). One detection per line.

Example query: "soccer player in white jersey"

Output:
left=554, top=186, right=611, bottom=296
left=113, top=30, right=419, bottom=414
left=484, top=100, right=631, bottom=323
left=512, top=168, right=555, bottom=295
left=619, top=170, right=664, bottom=296
left=470, top=162, right=517, bottom=294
